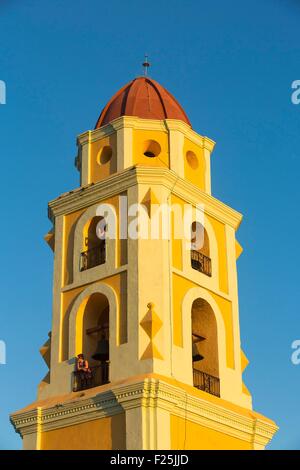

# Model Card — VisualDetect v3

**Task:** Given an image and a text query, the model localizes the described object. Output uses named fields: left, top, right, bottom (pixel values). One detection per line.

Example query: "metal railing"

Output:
left=73, top=363, right=109, bottom=392
left=80, top=245, right=106, bottom=271
left=191, top=250, right=212, bottom=277
left=193, top=369, right=220, bottom=397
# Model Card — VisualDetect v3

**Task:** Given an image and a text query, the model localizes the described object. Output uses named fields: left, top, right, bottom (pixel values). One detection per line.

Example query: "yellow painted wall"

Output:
left=171, top=415, right=252, bottom=450
left=41, top=413, right=126, bottom=450
left=183, top=137, right=206, bottom=191
left=90, top=133, right=117, bottom=183
left=133, top=129, right=169, bottom=167
left=102, top=272, right=128, bottom=345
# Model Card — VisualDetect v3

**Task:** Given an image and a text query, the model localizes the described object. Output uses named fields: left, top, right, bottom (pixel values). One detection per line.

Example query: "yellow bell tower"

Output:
left=11, top=75, right=278, bottom=450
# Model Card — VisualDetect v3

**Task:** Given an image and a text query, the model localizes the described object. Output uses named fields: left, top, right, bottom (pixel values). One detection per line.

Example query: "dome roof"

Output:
left=95, top=76, right=191, bottom=128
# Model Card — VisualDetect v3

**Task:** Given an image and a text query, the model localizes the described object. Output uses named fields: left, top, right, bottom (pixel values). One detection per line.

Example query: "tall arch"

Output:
left=68, top=283, right=118, bottom=359
left=72, top=204, right=117, bottom=284
left=191, top=298, right=219, bottom=396
left=182, top=287, right=228, bottom=396
left=81, top=293, right=109, bottom=361
left=192, top=298, right=218, bottom=375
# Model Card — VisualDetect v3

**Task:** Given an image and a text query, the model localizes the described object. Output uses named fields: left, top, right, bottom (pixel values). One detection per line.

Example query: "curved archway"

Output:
left=68, top=283, right=118, bottom=359
left=182, top=286, right=228, bottom=396
left=71, top=291, right=111, bottom=390
left=72, top=203, right=117, bottom=283
left=192, top=298, right=219, bottom=396
left=82, top=293, right=109, bottom=362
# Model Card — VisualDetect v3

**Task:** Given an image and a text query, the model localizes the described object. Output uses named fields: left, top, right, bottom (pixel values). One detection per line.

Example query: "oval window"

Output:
left=186, top=150, right=199, bottom=169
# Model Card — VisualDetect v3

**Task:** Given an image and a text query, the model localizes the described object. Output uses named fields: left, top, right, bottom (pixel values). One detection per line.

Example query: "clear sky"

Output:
left=0, top=0, right=299, bottom=450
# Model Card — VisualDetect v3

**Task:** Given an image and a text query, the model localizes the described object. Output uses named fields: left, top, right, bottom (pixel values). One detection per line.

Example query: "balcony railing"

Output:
left=193, top=369, right=220, bottom=397
left=73, top=363, right=109, bottom=392
left=191, top=250, right=212, bottom=277
left=80, top=245, right=105, bottom=271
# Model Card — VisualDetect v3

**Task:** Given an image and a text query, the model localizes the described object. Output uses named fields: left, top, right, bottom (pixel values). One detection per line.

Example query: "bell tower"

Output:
left=11, top=75, right=278, bottom=450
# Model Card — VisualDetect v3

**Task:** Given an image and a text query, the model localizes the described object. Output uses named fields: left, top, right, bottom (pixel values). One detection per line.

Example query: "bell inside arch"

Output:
left=192, top=342, right=204, bottom=362
left=92, top=336, right=109, bottom=362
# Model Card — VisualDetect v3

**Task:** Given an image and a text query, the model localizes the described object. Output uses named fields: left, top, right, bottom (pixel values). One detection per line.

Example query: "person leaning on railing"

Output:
left=75, top=353, right=92, bottom=388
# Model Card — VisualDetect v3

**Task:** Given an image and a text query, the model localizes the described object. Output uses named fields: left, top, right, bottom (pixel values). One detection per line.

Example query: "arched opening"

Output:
left=191, top=221, right=211, bottom=276
left=74, top=293, right=110, bottom=391
left=80, top=216, right=106, bottom=271
left=191, top=298, right=220, bottom=397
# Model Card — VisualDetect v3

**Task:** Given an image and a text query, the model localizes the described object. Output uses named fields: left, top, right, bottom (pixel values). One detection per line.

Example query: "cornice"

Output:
left=76, top=116, right=215, bottom=153
left=10, top=378, right=277, bottom=447
left=48, top=166, right=242, bottom=230
left=111, top=116, right=168, bottom=132
left=10, top=407, right=42, bottom=436
left=48, top=167, right=138, bottom=221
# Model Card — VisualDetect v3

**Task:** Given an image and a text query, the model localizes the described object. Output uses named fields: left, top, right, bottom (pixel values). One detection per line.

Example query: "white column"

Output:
left=203, top=148, right=211, bottom=194
left=168, top=127, right=185, bottom=177
left=80, top=132, right=91, bottom=186
left=116, top=125, right=133, bottom=171
left=125, top=406, right=145, bottom=450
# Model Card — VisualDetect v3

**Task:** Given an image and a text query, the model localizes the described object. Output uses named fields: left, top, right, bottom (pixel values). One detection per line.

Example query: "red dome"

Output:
left=95, top=77, right=191, bottom=128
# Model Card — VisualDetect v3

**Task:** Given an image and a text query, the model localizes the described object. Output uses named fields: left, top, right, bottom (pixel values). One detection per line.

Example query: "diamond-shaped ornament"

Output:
left=140, top=302, right=162, bottom=339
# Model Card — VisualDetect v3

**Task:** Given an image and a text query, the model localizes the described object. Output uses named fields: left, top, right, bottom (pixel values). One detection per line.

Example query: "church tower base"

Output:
left=11, top=374, right=277, bottom=450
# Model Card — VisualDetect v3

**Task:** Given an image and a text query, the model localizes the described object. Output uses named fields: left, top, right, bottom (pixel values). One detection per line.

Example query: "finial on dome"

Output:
left=142, top=54, right=150, bottom=76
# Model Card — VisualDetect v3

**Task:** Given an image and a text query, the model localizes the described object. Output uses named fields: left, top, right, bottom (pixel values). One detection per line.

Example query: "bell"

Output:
left=92, top=337, right=109, bottom=361
left=192, top=343, right=204, bottom=362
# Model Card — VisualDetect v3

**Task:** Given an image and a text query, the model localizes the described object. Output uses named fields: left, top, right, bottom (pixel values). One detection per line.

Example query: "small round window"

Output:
left=98, top=146, right=112, bottom=165
left=142, top=140, right=161, bottom=158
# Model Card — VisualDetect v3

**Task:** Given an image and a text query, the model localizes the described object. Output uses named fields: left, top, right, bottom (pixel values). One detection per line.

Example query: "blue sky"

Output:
left=0, top=0, right=299, bottom=450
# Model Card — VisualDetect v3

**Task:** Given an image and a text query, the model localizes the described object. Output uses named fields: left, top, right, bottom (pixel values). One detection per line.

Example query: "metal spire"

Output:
left=142, top=54, right=150, bottom=76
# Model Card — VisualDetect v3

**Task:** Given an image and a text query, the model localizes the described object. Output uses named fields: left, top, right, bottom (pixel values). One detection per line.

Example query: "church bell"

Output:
left=192, top=343, right=204, bottom=362
left=92, top=336, right=109, bottom=362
